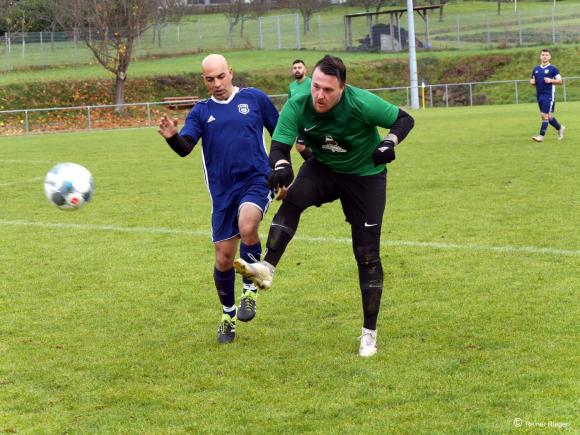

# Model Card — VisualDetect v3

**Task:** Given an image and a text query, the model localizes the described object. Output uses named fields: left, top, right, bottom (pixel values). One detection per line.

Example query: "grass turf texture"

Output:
left=0, top=103, right=578, bottom=433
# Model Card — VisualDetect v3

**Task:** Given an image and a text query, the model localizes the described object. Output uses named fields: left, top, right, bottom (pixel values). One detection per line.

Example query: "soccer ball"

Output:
left=44, top=163, right=95, bottom=211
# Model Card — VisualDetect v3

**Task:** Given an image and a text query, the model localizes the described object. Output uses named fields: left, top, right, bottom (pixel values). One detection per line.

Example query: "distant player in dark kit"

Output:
left=234, top=55, right=414, bottom=357
left=158, top=54, right=279, bottom=344
left=530, top=48, right=565, bottom=142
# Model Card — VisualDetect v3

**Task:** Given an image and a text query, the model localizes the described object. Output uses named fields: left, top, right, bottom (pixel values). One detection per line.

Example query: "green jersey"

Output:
left=273, top=84, right=400, bottom=176
left=287, top=77, right=312, bottom=100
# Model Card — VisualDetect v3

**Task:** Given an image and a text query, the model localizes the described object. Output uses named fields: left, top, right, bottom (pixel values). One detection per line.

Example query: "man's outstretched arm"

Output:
left=158, top=114, right=196, bottom=157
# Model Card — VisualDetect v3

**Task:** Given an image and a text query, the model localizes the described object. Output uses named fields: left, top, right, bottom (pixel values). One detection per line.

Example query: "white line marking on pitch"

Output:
left=1, top=220, right=579, bottom=257
left=0, top=176, right=44, bottom=187
left=0, top=160, right=54, bottom=164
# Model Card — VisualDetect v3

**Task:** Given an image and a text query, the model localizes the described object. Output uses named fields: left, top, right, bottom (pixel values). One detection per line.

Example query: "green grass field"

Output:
left=0, top=103, right=578, bottom=433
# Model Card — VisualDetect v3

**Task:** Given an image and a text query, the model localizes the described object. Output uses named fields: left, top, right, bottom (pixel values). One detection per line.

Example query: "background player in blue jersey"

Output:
left=530, top=49, right=565, bottom=142
left=158, top=54, right=279, bottom=344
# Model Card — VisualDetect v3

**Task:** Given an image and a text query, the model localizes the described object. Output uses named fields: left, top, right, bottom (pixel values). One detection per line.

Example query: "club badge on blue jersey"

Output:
left=238, top=104, right=250, bottom=115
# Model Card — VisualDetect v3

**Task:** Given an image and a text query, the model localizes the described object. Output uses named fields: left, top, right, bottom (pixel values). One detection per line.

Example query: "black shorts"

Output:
left=284, top=159, right=387, bottom=234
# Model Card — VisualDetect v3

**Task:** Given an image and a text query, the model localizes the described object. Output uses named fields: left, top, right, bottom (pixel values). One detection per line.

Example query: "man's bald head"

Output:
left=201, top=53, right=228, bottom=72
left=201, top=54, right=234, bottom=101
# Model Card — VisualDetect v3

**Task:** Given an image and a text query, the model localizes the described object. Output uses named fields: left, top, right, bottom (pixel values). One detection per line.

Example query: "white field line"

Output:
left=1, top=220, right=579, bottom=257
left=0, top=176, right=44, bottom=187
left=0, top=160, right=55, bottom=164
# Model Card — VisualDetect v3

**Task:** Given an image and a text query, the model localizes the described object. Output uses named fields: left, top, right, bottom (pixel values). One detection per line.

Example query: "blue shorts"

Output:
left=211, top=175, right=274, bottom=243
left=537, top=95, right=555, bottom=114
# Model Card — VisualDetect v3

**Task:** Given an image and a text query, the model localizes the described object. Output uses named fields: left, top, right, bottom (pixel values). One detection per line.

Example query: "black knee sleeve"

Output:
left=264, top=201, right=302, bottom=266
left=352, top=228, right=383, bottom=330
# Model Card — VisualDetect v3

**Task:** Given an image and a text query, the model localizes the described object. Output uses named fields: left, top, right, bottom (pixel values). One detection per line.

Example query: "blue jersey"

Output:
left=180, top=87, right=279, bottom=201
left=531, top=64, right=561, bottom=98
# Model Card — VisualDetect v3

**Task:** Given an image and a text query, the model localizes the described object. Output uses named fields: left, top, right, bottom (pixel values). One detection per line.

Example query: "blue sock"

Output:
left=549, top=117, right=561, bottom=130
left=213, top=267, right=235, bottom=308
left=240, top=241, right=261, bottom=292
left=540, top=121, right=549, bottom=136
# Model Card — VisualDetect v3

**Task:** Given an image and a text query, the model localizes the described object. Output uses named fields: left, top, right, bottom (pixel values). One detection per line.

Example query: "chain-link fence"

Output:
left=1, top=77, right=578, bottom=136
left=2, top=4, right=580, bottom=71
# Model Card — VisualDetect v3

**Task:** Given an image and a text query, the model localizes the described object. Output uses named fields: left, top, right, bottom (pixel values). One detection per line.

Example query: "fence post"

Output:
left=406, top=87, right=410, bottom=107
left=445, top=84, right=449, bottom=108
left=277, top=16, right=281, bottom=49
left=397, top=13, right=402, bottom=50
left=24, top=110, right=29, bottom=134
left=146, top=103, right=151, bottom=127
left=295, top=13, right=301, bottom=49
left=318, top=15, right=323, bottom=50
left=552, top=6, right=556, bottom=44
left=514, top=80, right=519, bottom=104
left=87, top=106, right=92, bottom=130
left=486, top=14, right=490, bottom=48
left=518, top=11, right=523, bottom=46
left=73, top=28, right=78, bottom=64
left=456, top=16, right=460, bottom=48
left=425, top=13, right=430, bottom=48
left=469, top=83, right=473, bottom=106
left=226, top=21, right=231, bottom=50
left=562, top=78, right=567, bottom=102
left=258, top=17, right=263, bottom=49
left=429, top=85, right=433, bottom=108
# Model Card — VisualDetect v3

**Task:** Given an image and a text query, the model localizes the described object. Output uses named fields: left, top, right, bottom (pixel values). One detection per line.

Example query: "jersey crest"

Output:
left=238, top=103, right=250, bottom=115
left=322, top=135, right=347, bottom=153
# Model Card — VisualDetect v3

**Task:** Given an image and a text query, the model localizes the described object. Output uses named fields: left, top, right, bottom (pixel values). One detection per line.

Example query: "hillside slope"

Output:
left=1, top=46, right=579, bottom=111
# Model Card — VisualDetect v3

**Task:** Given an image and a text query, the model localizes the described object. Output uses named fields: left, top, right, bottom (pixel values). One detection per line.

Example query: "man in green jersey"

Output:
left=234, top=55, right=414, bottom=357
left=288, top=59, right=313, bottom=159
left=288, top=59, right=312, bottom=100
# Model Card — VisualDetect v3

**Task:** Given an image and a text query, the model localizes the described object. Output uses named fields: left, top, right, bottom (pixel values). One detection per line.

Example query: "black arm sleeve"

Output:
left=165, top=134, right=196, bottom=157
left=388, top=109, right=415, bottom=145
left=269, top=140, right=292, bottom=168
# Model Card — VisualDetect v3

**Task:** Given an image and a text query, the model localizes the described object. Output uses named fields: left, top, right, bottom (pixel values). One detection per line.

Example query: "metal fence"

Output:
left=2, top=4, right=580, bottom=71
left=1, top=77, right=578, bottom=136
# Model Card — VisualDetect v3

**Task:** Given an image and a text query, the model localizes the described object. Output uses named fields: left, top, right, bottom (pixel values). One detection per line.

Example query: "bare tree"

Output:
left=295, top=0, right=324, bottom=34
left=360, top=0, right=374, bottom=12
left=373, top=0, right=386, bottom=13
left=51, top=0, right=184, bottom=111
left=224, top=0, right=246, bottom=47
left=151, top=1, right=187, bottom=48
